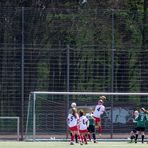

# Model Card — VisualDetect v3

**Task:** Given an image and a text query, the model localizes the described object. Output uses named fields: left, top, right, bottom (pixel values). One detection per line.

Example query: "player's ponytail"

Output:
left=72, top=107, right=77, bottom=118
left=79, top=109, right=84, bottom=117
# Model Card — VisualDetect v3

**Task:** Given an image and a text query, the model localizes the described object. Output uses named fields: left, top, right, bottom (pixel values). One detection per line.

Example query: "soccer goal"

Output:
left=0, top=116, right=20, bottom=141
left=25, top=91, right=148, bottom=141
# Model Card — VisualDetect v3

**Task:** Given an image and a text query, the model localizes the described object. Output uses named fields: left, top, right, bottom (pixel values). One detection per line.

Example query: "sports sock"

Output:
left=83, top=135, right=87, bottom=144
left=78, top=134, right=81, bottom=142
left=98, top=126, right=102, bottom=133
left=87, top=133, right=91, bottom=141
left=71, top=135, right=74, bottom=141
left=135, top=134, right=138, bottom=143
left=92, top=133, right=96, bottom=141
left=75, top=134, right=78, bottom=143
left=142, top=135, right=144, bottom=143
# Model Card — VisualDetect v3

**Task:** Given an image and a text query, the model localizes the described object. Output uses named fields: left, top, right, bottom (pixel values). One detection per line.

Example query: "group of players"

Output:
left=128, top=107, right=148, bottom=143
left=67, top=96, right=106, bottom=145
left=67, top=95, right=148, bottom=145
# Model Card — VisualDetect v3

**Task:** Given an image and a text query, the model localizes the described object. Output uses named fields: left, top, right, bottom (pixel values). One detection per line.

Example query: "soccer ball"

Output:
left=71, top=102, right=77, bottom=108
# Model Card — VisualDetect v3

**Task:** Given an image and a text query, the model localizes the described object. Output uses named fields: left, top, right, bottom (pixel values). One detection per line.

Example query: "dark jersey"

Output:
left=86, top=113, right=95, bottom=126
left=135, top=112, right=148, bottom=128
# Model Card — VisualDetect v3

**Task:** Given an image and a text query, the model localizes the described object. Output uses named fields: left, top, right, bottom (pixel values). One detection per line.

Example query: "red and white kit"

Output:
left=93, top=104, right=105, bottom=123
left=67, top=113, right=79, bottom=131
left=79, top=115, right=89, bottom=133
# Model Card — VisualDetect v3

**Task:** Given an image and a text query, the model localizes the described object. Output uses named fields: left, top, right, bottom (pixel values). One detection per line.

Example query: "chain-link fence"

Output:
left=0, top=7, right=148, bottom=140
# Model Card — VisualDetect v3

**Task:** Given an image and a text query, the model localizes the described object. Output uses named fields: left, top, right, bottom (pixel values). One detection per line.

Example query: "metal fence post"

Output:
left=111, top=9, right=115, bottom=139
left=66, top=45, right=70, bottom=139
left=21, top=6, right=25, bottom=141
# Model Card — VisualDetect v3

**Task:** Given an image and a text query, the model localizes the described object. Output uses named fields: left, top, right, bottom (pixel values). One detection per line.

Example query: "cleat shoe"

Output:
left=70, top=141, right=74, bottom=145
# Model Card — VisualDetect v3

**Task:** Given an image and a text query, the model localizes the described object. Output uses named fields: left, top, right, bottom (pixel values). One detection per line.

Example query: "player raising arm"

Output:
left=70, top=102, right=78, bottom=143
left=67, top=108, right=80, bottom=145
left=93, top=96, right=106, bottom=136
left=141, top=107, right=148, bottom=114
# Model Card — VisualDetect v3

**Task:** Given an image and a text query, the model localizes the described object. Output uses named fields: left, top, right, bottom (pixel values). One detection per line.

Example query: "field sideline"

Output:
left=0, top=142, right=148, bottom=148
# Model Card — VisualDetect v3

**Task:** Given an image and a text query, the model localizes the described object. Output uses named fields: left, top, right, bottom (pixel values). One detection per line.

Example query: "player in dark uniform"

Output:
left=134, top=108, right=148, bottom=143
left=128, top=110, right=139, bottom=143
left=86, top=112, right=97, bottom=143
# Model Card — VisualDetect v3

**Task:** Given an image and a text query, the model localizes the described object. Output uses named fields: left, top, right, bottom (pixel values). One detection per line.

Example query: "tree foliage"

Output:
left=0, top=0, right=147, bottom=117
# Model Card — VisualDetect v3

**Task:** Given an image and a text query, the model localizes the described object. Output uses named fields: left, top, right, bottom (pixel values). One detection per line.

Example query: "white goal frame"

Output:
left=26, top=91, right=148, bottom=141
left=0, top=116, right=20, bottom=141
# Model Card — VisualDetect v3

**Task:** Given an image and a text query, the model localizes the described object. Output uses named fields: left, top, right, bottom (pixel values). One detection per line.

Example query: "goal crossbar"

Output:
left=31, top=91, right=148, bottom=96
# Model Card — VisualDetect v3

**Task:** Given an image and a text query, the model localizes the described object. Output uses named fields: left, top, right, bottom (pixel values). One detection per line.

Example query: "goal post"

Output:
left=0, top=116, right=20, bottom=141
left=25, top=91, right=148, bottom=141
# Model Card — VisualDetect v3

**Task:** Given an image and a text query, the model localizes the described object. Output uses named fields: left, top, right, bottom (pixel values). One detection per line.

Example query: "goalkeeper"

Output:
left=128, top=109, right=139, bottom=143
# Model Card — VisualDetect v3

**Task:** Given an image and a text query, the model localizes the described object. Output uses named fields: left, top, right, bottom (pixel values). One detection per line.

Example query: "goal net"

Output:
left=25, top=91, right=148, bottom=141
left=0, top=117, right=20, bottom=141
